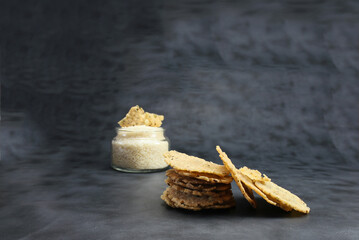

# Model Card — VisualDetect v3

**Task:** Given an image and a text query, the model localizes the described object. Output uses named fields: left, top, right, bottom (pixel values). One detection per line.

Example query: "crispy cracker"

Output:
left=118, top=105, right=164, bottom=127
left=165, top=177, right=231, bottom=191
left=175, top=170, right=233, bottom=184
left=216, top=146, right=257, bottom=208
left=239, top=166, right=271, bottom=182
left=161, top=188, right=236, bottom=211
left=161, top=188, right=203, bottom=210
left=166, top=169, right=213, bottom=185
left=166, top=187, right=235, bottom=208
left=166, top=181, right=233, bottom=197
left=164, top=151, right=229, bottom=177
left=236, top=170, right=277, bottom=206
left=166, top=169, right=231, bottom=191
left=161, top=188, right=178, bottom=208
left=255, top=181, right=310, bottom=213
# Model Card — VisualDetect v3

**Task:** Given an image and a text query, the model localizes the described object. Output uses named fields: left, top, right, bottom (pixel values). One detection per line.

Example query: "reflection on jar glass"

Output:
left=111, top=126, right=170, bottom=173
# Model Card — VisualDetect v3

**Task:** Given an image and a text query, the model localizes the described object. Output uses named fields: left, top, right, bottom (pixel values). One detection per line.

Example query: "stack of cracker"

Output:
left=216, top=146, right=310, bottom=214
left=161, top=151, right=236, bottom=211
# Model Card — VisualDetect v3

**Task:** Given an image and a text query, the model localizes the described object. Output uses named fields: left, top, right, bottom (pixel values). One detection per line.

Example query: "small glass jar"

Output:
left=111, top=126, right=170, bottom=173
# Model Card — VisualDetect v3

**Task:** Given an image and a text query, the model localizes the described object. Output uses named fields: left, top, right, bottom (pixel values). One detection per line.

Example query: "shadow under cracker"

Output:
left=161, top=197, right=308, bottom=219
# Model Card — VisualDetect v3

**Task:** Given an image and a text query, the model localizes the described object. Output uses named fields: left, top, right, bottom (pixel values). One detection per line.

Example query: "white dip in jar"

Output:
left=111, top=126, right=169, bottom=173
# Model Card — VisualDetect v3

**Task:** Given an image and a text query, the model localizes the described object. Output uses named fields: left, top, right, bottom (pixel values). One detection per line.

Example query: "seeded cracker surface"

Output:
left=118, top=105, right=164, bottom=127
left=239, top=166, right=271, bottom=182
left=255, top=181, right=310, bottom=213
left=163, top=150, right=230, bottom=176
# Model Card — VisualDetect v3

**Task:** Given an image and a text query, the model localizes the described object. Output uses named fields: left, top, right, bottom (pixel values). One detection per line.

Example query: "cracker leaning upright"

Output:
left=216, top=146, right=257, bottom=208
left=216, top=145, right=310, bottom=214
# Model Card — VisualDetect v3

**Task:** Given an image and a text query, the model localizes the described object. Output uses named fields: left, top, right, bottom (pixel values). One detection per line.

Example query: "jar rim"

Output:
left=116, top=125, right=164, bottom=132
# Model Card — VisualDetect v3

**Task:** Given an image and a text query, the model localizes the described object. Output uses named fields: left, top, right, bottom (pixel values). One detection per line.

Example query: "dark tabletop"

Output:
left=1, top=1, right=359, bottom=239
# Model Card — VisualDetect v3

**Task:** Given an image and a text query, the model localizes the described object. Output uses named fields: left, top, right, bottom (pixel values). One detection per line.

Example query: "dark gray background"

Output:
left=1, top=1, right=359, bottom=239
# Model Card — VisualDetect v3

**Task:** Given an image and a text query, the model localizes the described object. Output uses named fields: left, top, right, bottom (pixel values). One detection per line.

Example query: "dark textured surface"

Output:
left=1, top=1, right=359, bottom=239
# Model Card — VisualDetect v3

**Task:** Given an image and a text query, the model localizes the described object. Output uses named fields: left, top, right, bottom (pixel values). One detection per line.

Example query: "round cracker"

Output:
left=161, top=188, right=204, bottom=211
left=175, top=170, right=233, bottom=184
left=255, top=181, right=310, bottom=214
left=162, top=188, right=235, bottom=211
left=161, top=183, right=235, bottom=211
left=165, top=177, right=231, bottom=191
left=166, top=181, right=233, bottom=197
left=161, top=189, right=202, bottom=210
left=216, top=146, right=257, bottom=208
left=166, top=186, right=235, bottom=208
left=164, top=151, right=229, bottom=177
left=161, top=188, right=178, bottom=208
left=166, top=169, right=231, bottom=190
left=166, top=169, right=214, bottom=185
left=170, top=197, right=236, bottom=211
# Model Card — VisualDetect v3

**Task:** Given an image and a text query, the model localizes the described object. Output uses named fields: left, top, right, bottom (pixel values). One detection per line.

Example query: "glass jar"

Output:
left=111, top=126, right=170, bottom=173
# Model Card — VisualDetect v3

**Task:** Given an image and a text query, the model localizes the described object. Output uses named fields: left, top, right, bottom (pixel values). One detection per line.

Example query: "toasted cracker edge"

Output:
left=216, top=145, right=257, bottom=208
